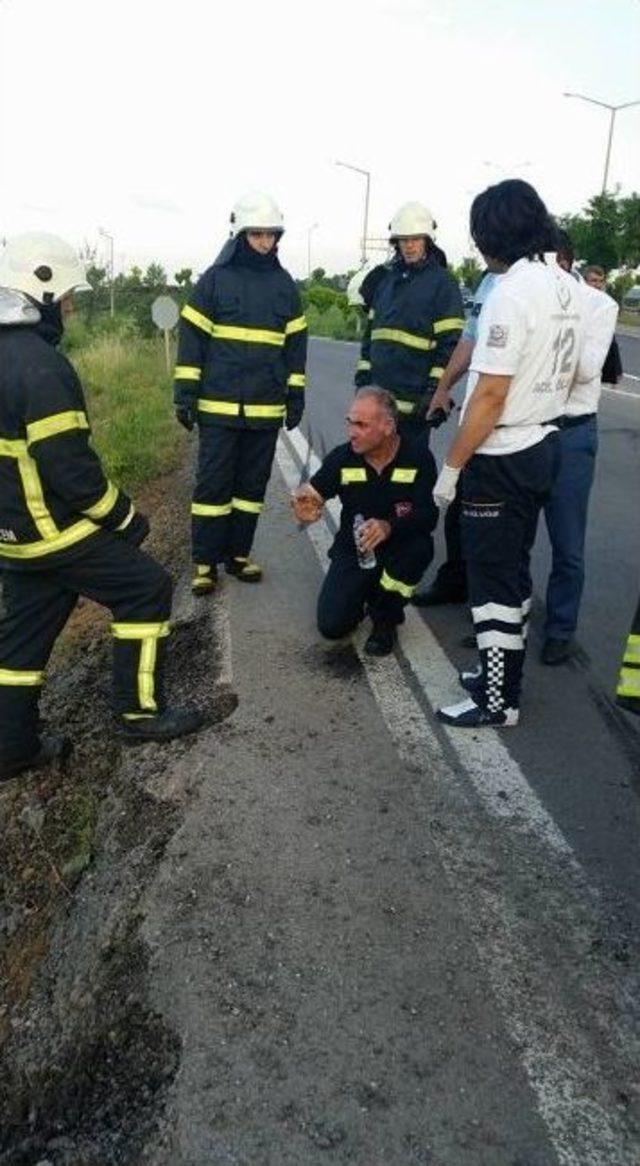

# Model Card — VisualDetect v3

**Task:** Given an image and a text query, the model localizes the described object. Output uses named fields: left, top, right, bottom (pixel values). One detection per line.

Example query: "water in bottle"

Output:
left=353, top=513, right=376, bottom=570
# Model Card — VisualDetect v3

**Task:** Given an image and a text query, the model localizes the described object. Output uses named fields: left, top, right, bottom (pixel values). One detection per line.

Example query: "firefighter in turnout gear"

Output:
left=616, top=592, right=640, bottom=716
left=174, top=192, right=308, bottom=593
left=0, top=233, right=205, bottom=781
left=292, top=388, right=437, bottom=656
left=354, top=202, right=464, bottom=435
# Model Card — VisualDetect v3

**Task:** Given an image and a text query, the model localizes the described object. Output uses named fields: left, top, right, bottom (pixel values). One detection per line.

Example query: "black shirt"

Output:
left=310, top=433, right=438, bottom=554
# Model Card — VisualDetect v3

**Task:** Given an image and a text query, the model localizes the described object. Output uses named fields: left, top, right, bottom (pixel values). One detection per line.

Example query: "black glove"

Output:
left=285, top=396, right=304, bottom=431
left=175, top=404, right=196, bottom=431
left=119, top=511, right=150, bottom=546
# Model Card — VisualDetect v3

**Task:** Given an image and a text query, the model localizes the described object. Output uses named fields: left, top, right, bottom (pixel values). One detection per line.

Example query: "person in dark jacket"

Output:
left=616, top=590, right=640, bottom=716
left=354, top=201, right=464, bottom=435
left=292, top=387, right=437, bottom=656
left=0, top=233, right=205, bottom=781
left=174, top=192, right=308, bottom=593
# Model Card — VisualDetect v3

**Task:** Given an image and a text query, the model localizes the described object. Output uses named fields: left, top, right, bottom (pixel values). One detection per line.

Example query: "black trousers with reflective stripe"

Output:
left=0, top=533, right=172, bottom=764
left=461, top=435, right=560, bottom=711
left=317, top=532, right=433, bottom=639
left=193, top=425, right=279, bottom=564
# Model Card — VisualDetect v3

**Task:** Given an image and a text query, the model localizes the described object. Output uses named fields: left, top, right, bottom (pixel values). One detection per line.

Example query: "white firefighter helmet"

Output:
left=389, top=202, right=436, bottom=240
left=0, top=232, right=90, bottom=303
left=346, top=259, right=382, bottom=307
left=229, top=191, right=284, bottom=237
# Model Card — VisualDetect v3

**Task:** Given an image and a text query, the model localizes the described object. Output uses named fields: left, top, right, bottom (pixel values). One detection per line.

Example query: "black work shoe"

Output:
left=364, top=622, right=397, bottom=657
left=540, top=638, right=572, bottom=666
left=412, top=579, right=467, bottom=607
left=225, top=556, right=263, bottom=583
left=437, top=697, right=519, bottom=728
left=120, top=707, right=207, bottom=743
left=1, top=734, right=73, bottom=783
left=192, top=564, right=218, bottom=596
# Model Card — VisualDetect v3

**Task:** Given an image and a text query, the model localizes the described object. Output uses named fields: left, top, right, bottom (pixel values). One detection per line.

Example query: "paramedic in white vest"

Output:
left=433, top=180, right=582, bottom=728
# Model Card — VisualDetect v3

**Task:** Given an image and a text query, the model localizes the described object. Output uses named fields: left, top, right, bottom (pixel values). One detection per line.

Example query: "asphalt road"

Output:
left=617, top=328, right=640, bottom=384
left=304, top=334, right=640, bottom=897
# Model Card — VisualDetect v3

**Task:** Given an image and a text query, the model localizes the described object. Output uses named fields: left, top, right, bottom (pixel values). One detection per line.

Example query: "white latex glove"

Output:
left=433, top=463, right=461, bottom=509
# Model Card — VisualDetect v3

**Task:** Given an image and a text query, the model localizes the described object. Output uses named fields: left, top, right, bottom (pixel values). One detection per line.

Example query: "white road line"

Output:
left=277, top=430, right=634, bottom=1166
left=287, top=426, right=577, bottom=860
left=606, top=387, right=638, bottom=401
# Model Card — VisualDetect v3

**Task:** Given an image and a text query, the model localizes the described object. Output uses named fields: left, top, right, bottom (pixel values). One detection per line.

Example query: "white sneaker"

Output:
left=437, top=697, right=519, bottom=728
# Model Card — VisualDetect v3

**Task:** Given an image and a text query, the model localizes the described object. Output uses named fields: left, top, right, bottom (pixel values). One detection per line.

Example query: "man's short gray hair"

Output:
left=355, top=386, right=398, bottom=426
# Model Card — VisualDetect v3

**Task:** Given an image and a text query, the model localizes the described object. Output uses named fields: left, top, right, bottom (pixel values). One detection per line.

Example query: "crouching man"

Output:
left=292, top=388, right=437, bottom=655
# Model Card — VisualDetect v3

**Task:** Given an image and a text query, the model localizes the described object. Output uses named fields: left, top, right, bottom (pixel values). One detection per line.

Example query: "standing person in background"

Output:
left=174, top=192, right=307, bottom=594
left=433, top=180, right=582, bottom=729
left=0, top=233, right=205, bottom=782
left=583, top=265, right=623, bottom=390
left=540, top=236, right=618, bottom=665
left=354, top=202, right=464, bottom=436
left=413, top=267, right=501, bottom=607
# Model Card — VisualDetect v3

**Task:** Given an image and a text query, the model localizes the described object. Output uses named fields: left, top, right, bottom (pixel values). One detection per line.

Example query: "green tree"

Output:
left=174, top=267, right=193, bottom=288
left=454, top=257, right=483, bottom=291
left=143, top=263, right=167, bottom=290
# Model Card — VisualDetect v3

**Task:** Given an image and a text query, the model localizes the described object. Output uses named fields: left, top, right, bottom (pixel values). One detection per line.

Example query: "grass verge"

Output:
left=71, top=334, right=186, bottom=492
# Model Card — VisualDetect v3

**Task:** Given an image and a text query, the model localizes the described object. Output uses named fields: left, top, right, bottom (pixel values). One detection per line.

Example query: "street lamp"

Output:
left=98, top=226, right=115, bottom=317
left=307, top=222, right=319, bottom=279
left=563, top=93, right=640, bottom=193
left=335, top=160, right=371, bottom=266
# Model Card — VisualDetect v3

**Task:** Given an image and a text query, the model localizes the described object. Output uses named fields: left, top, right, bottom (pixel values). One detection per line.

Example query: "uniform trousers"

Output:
left=543, top=416, right=598, bottom=639
left=616, top=591, right=640, bottom=715
left=0, top=534, right=172, bottom=765
left=317, top=531, right=434, bottom=639
left=192, top=425, right=279, bottom=565
left=461, top=434, right=560, bottom=712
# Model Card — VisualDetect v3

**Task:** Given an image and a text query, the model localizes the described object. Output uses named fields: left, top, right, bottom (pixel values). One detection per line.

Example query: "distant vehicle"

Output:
left=622, top=285, right=640, bottom=313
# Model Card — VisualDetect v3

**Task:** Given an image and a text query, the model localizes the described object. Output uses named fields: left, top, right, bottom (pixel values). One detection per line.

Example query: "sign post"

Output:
left=151, top=295, right=180, bottom=373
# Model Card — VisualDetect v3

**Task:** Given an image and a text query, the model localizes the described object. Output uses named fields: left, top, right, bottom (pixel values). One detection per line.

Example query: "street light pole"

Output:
left=563, top=93, right=640, bottom=192
left=307, top=222, right=319, bottom=279
left=98, top=227, right=115, bottom=317
left=335, top=160, right=371, bottom=266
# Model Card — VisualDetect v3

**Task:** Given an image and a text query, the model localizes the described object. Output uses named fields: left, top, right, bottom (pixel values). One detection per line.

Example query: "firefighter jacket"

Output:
left=174, top=235, right=307, bottom=430
left=310, top=432, right=438, bottom=559
left=355, top=252, right=464, bottom=418
left=0, top=292, right=134, bottom=570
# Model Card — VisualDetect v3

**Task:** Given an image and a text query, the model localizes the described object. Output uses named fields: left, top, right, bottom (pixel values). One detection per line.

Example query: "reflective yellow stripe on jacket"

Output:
left=0, top=668, right=44, bottom=685
left=287, top=373, right=306, bottom=389
left=433, top=317, right=464, bottom=334
left=371, top=328, right=436, bottom=352
left=82, top=481, right=120, bottom=521
left=285, top=315, right=307, bottom=336
left=174, top=365, right=202, bottom=381
left=0, top=521, right=99, bottom=560
left=341, top=468, right=367, bottom=484
left=391, top=468, right=418, bottom=483
left=26, top=410, right=89, bottom=445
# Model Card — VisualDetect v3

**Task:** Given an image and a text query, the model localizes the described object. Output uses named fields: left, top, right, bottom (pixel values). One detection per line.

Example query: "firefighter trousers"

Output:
left=192, top=425, right=279, bottom=565
left=616, top=591, right=640, bottom=715
left=317, top=531, right=434, bottom=639
left=0, top=533, right=172, bottom=765
left=461, top=434, right=560, bottom=712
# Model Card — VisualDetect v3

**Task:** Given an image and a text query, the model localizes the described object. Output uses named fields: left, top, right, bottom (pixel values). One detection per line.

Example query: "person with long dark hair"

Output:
left=433, top=180, right=583, bottom=728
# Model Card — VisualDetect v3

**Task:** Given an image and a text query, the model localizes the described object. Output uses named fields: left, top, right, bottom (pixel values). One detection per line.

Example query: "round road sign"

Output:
left=151, top=295, right=179, bottom=330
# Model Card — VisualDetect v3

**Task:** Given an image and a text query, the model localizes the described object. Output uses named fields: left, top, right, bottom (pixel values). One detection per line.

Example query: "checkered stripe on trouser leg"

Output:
left=472, top=601, right=525, bottom=711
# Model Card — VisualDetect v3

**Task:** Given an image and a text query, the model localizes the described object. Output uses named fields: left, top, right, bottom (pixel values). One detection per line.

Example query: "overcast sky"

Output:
left=0, top=0, right=638, bottom=279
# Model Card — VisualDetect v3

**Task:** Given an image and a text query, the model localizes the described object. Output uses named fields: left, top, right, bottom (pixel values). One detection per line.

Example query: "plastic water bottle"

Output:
left=353, top=513, right=376, bottom=570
